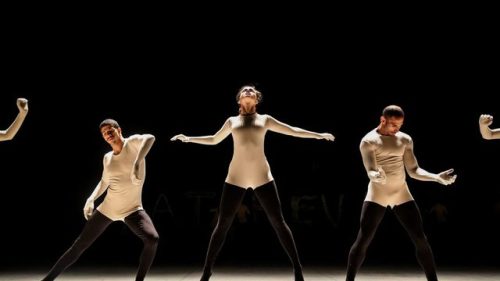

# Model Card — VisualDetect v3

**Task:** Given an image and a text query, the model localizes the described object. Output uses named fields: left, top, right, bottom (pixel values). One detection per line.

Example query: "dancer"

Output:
left=479, top=114, right=500, bottom=140
left=345, top=105, right=457, bottom=281
left=171, top=85, right=334, bottom=281
left=42, top=119, right=159, bottom=281
left=0, top=98, right=28, bottom=141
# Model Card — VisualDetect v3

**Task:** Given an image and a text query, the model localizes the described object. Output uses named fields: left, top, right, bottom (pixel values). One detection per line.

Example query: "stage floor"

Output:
left=3, top=266, right=499, bottom=280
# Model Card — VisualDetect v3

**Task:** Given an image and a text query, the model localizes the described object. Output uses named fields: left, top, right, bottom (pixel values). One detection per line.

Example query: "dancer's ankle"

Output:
left=200, top=268, right=212, bottom=281
left=294, top=269, right=305, bottom=281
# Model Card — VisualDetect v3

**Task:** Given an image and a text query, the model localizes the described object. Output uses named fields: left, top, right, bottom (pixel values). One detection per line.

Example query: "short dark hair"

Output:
left=99, top=119, right=120, bottom=130
left=235, top=85, right=263, bottom=103
left=382, top=105, right=404, bottom=119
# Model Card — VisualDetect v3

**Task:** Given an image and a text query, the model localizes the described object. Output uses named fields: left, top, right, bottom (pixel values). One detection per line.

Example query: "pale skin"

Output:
left=171, top=86, right=334, bottom=189
left=0, top=98, right=29, bottom=141
left=479, top=114, right=500, bottom=140
left=361, top=115, right=457, bottom=206
left=83, top=124, right=155, bottom=219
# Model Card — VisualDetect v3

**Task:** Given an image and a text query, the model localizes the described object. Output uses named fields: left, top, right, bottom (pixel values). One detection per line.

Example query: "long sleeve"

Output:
left=0, top=111, right=28, bottom=141
left=403, top=138, right=439, bottom=182
left=185, top=118, right=232, bottom=145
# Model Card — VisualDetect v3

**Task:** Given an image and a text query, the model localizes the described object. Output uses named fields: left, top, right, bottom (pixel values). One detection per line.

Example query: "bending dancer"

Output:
left=0, top=98, right=28, bottom=141
left=42, top=119, right=159, bottom=281
left=346, top=105, right=457, bottom=281
left=479, top=114, right=500, bottom=140
left=171, top=85, right=334, bottom=281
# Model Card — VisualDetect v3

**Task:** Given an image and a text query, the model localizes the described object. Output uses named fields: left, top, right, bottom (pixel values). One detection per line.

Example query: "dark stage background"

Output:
left=1, top=14, right=499, bottom=272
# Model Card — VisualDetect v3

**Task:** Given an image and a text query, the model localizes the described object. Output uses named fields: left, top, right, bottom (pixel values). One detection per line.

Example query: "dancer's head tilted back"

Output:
left=236, top=85, right=262, bottom=115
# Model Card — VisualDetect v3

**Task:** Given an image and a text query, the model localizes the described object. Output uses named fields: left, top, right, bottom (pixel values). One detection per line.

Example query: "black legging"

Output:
left=42, top=210, right=159, bottom=281
left=346, top=201, right=438, bottom=281
left=201, top=181, right=303, bottom=280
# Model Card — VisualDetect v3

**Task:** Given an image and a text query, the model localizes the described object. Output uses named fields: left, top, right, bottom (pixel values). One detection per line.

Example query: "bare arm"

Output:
left=403, top=138, right=456, bottom=185
left=266, top=115, right=334, bottom=141
left=0, top=98, right=29, bottom=142
left=360, top=140, right=386, bottom=183
left=171, top=118, right=232, bottom=145
left=479, top=114, right=500, bottom=140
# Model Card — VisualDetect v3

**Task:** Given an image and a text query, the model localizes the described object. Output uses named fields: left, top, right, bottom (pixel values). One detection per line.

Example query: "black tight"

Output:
left=42, top=210, right=159, bottom=281
left=201, top=181, right=303, bottom=281
left=346, top=201, right=438, bottom=281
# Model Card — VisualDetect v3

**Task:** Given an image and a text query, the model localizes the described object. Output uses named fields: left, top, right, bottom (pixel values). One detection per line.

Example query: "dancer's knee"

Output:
left=268, top=214, right=286, bottom=226
left=144, top=232, right=159, bottom=247
left=413, top=234, right=430, bottom=248
left=216, top=216, right=234, bottom=230
left=72, top=236, right=93, bottom=252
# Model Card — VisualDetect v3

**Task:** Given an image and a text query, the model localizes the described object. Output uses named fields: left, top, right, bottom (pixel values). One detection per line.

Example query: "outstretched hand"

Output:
left=479, top=114, right=493, bottom=126
left=83, top=200, right=94, bottom=220
left=170, top=134, right=190, bottom=142
left=437, top=169, right=457, bottom=185
left=17, top=98, right=28, bottom=112
left=319, top=133, right=335, bottom=141
left=369, top=166, right=387, bottom=184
